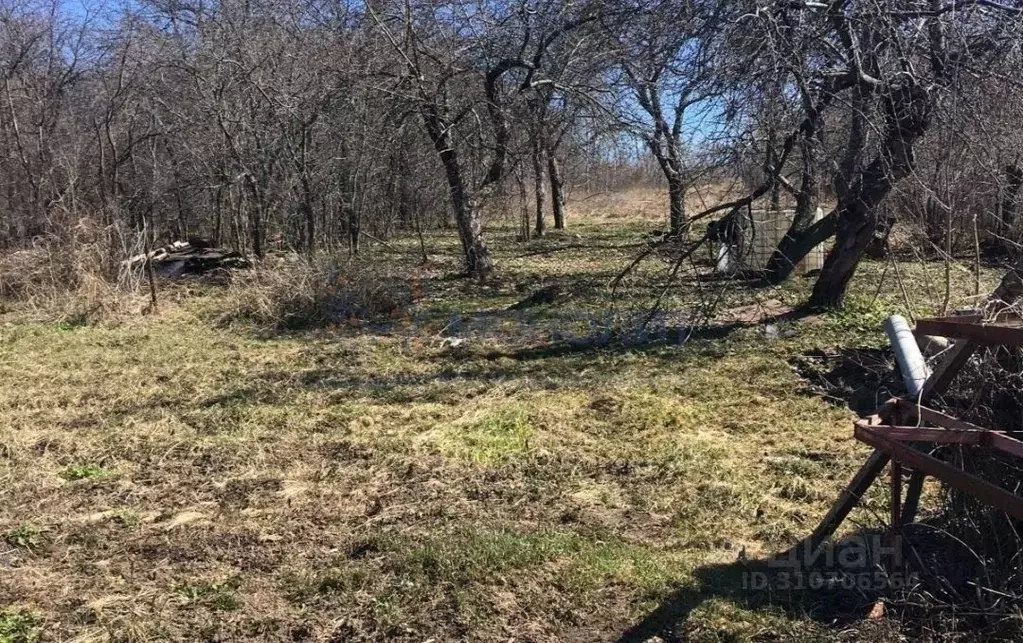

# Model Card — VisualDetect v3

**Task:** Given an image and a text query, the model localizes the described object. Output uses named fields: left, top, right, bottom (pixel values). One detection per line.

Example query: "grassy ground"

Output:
left=0, top=193, right=1005, bottom=642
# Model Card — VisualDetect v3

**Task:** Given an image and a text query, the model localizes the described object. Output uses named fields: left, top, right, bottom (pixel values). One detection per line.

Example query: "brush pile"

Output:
left=910, top=344, right=1023, bottom=634
left=122, top=239, right=249, bottom=278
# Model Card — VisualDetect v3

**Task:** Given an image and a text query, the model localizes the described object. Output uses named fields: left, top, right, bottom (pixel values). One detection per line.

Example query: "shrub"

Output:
left=222, top=254, right=412, bottom=331
left=0, top=217, right=150, bottom=322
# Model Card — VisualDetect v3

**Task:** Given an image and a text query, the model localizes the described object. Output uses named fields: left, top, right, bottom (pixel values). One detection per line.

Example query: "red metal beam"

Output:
left=856, top=425, right=1023, bottom=521
left=856, top=424, right=986, bottom=445
left=807, top=450, right=890, bottom=557
left=890, top=459, right=902, bottom=527
left=911, top=404, right=990, bottom=432
left=915, top=318, right=1023, bottom=347
left=883, top=403, right=1023, bottom=458
left=921, top=341, right=976, bottom=398
left=989, top=432, right=1023, bottom=459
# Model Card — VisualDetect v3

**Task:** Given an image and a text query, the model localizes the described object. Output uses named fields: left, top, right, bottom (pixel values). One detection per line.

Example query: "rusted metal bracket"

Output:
left=807, top=313, right=1023, bottom=553
left=855, top=423, right=1023, bottom=521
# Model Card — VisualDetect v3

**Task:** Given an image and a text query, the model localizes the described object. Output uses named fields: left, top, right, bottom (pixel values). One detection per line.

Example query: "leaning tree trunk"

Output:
left=763, top=123, right=824, bottom=283
left=533, top=139, right=547, bottom=237
left=424, top=108, right=493, bottom=279
left=809, top=81, right=933, bottom=309
left=439, top=146, right=493, bottom=278
left=761, top=87, right=857, bottom=284
left=548, top=153, right=565, bottom=230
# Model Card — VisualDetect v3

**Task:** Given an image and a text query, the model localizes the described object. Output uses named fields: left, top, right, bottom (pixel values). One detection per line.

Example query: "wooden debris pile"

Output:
left=122, top=239, right=249, bottom=278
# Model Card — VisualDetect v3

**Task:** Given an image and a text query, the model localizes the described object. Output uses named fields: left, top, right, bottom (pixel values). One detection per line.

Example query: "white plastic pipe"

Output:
left=715, top=244, right=733, bottom=273
left=884, top=315, right=931, bottom=398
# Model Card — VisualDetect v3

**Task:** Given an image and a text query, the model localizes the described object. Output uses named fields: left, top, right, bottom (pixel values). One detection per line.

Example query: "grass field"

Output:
left=0, top=193, right=1004, bottom=641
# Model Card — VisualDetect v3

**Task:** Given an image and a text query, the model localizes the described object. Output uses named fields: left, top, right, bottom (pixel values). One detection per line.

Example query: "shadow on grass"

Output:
left=618, top=531, right=902, bottom=642
left=491, top=304, right=830, bottom=362
left=492, top=324, right=744, bottom=361
left=789, top=347, right=899, bottom=416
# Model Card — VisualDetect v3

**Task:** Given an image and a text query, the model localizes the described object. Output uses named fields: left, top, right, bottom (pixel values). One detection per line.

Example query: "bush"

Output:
left=0, top=218, right=150, bottom=322
left=222, top=254, right=412, bottom=331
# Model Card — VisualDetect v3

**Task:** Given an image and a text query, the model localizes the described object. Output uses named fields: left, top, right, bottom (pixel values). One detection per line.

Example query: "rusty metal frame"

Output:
left=809, top=314, right=1023, bottom=555
left=915, top=316, right=1023, bottom=347
left=855, top=422, right=1023, bottom=521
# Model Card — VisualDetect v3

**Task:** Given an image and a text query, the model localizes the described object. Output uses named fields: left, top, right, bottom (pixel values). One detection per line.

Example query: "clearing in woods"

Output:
left=0, top=192, right=1000, bottom=641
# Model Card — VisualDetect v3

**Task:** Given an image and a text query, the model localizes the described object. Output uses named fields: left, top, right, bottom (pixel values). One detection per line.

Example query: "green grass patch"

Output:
left=0, top=608, right=41, bottom=643
left=174, top=580, right=244, bottom=612
left=59, top=463, right=109, bottom=481
left=389, top=526, right=684, bottom=599
left=4, top=524, right=43, bottom=552
left=430, top=408, right=536, bottom=464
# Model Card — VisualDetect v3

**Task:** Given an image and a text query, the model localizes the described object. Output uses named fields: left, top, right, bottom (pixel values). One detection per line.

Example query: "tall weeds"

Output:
left=222, top=254, right=411, bottom=331
left=0, top=218, right=150, bottom=322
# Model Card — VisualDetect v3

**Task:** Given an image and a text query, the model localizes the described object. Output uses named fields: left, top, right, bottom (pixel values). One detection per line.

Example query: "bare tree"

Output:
left=606, top=0, right=723, bottom=234
left=371, top=1, right=601, bottom=277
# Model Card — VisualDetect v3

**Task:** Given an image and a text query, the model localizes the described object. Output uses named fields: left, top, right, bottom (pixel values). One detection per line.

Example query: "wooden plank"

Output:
left=900, top=471, right=926, bottom=527
left=806, top=400, right=900, bottom=551
left=857, top=426, right=1023, bottom=521
left=915, top=318, right=1023, bottom=347
left=989, top=432, right=1023, bottom=459
left=890, top=460, right=902, bottom=527
left=913, top=404, right=989, bottom=432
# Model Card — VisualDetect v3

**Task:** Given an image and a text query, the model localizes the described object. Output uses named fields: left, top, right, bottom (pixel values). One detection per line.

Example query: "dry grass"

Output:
left=0, top=218, right=152, bottom=324
left=218, top=254, right=414, bottom=331
left=564, top=182, right=746, bottom=227
left=0, top=195, right=1011, bottom=642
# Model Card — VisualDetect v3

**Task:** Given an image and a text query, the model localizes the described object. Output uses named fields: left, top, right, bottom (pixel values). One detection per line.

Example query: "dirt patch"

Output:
left=718, top=298, right=793, bottom=324
left=790, top=347, right=899, bottom=415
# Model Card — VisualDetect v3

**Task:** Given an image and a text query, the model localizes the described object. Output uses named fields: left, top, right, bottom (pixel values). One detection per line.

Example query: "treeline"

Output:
left=2, top=0, right=1023, bottom=307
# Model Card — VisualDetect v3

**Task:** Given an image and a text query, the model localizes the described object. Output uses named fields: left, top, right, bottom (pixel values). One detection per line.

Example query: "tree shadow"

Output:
left=789, top=346, right=900, bottom=416
left=618, top=530, right=912, bottom=642
left=493, top=323, right=745, bottom=361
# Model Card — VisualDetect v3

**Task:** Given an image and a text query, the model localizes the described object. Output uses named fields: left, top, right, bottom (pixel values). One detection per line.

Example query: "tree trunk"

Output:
left=763, top=131, right=823, bottom=283
left=765, top=127, right=781, bottom=214
left=1001, top=162, right=1023, bottom=230
left=347, top=203, right=360, bottom=254
left=421, top=102, right=494, bottom=278
left=299, top=175, right=315, bottom=255
left=533, top=139, right=547, bottom=237
left=809, top=82, right=933, bottom=309
left=515, top=166, right=530, bottom=242
left=300, top=199, right=315, bottom=255
left=243, top=178, right=265, bottom=260
left=808, top=206, right=878, bottom=309
left=213, top=186, right=223, bottom=247
left=668, top=176, right=685, bottom=234
left=451, top=191, right=492, bottom=278
left=548, top=152, right=565, bottom=230
left=437, top=140, right=492, bottom=278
